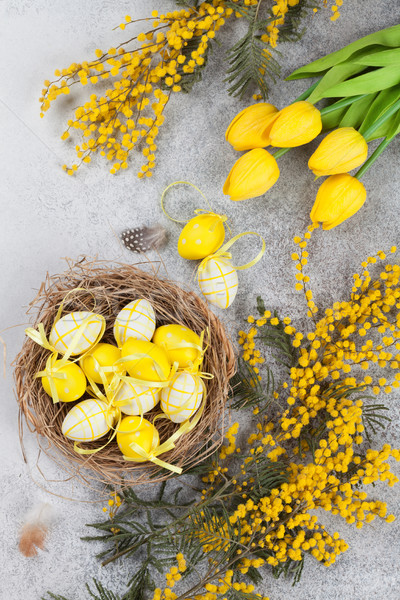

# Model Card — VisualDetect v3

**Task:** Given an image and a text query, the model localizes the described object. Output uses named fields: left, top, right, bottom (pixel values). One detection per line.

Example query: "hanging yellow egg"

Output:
left=198, top=256, right=239, bottom=309
left=117, top=415, right=160, bottom=461
left=178, top=214, right=225, bottom=260
left=161, top=372, right=203, bottom=423
left=121, top=339, right=171, bottom=382
left=79, top=343, right=122, bottom=384
left=114, top=380, right=161, bottom=415
left=62, top=398, right=112, bottom=442
left=152, top=324, right=203, bottom=370
left=41, top=360, right=87, bottom=403
left=113, top=299, right=156, bottom=347
left=49, top=311, right=105, bottom=356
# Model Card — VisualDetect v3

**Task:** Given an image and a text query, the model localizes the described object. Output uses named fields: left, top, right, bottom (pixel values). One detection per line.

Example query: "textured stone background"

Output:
left=1, top=1, right=400, bottom=598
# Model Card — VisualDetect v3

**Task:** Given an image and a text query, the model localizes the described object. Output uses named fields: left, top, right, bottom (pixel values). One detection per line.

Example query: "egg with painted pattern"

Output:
left=161, top=372, right=203, bottom=424
left=117, top=416, right=160, bottom=461
left=41, top=360, right=87, bottom=403
left=61, top=398, right=112, bottom=442
left=197, top=256, right=238, bottom=309
left=115, top=380, right=161, bottom=415
left=79, top=343, right=122, bottom=384
left=113, top=299, right=156, bottom=347
left=121, top=339, right=171, bottom=382
left=178, top=214, right=225, bottom=260
left=49, top=311, right=105, bottom=356
left=152, top=324, right=202, bottom=369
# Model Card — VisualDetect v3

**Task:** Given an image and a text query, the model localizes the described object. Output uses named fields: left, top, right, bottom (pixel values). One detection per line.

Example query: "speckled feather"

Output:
left=121, top=225, right=168, bottom=253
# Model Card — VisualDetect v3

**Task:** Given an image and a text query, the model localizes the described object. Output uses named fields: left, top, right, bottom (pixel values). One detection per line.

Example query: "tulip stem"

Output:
left=293, top=79, right=321, bottom=103
left=355, top=136, right=395, bottom=179
left=319, top=94, right=370, bottom=116
left=272, top=148, right=291, bottom=159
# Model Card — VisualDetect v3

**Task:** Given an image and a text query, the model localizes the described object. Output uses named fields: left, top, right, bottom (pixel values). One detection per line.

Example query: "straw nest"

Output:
left=15, top=258, right=236, bottom=489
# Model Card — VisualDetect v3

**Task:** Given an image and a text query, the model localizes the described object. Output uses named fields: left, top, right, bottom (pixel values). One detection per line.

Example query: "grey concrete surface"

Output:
left=1, top=1, right=400, bottom=598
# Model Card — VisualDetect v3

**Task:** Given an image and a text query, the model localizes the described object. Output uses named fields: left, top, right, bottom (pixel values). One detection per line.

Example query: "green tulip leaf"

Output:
left=287, top=24, right=400, bottom=80
left=321, top=105, right=348, bottom=130
left=364, top=113, right=398, bottom=140
left=339, top=94, right=377, bottom=128
left=307, top=62, right=367, bottom=104
left=386, top=109, right=400, bottom=140
left=353, top=47, right=400, bottom=67
left=320, top=66, right=400, bottom=98
left=358, top=86, right=400, bottom=136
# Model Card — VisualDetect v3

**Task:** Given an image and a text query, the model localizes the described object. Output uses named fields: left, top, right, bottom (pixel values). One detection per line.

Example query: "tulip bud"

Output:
left=269, top=101, right=322, bottom=148
left=225, top=103, right=279, bottom=151
left=310, top=174, right=367, bottom=230
left=223, top=148, right=280, bottom=201
left=308, top=127, right=368, bottom=177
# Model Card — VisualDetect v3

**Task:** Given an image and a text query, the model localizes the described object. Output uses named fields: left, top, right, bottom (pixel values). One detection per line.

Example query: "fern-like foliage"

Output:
left=362, top=403, right=391, bottom=442
left=225, top=3, right=279, bottom=99
left=87, top=580, right=121, bottom=600
left=247, top=456, right=289, bottom=501
left=256, top=297, right=298, bottom=369
left=229, top=357, right=274, bottom=410
left=272, top=555, right=305, bottom=586
left=225, top=0, right=317, bottom=99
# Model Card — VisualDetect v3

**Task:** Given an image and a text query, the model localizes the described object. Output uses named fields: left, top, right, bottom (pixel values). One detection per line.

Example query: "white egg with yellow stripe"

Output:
left=114, top=380, right=161, bottom=415
left=49, top=311, right=105, bottom=356
left=113, top=299, right=156, bottom=347
left=61, top=398, right=111, bottom=442
left=198, top=256, right=238, bottom=309
left=161, top=372, right=203, bottom=424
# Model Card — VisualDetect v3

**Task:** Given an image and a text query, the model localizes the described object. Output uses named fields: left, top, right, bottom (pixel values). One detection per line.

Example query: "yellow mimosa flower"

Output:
left=310, top=174, right=367, bottom=230
left=308, top=127, right=368, bottom=176
left=223, top=148, right=280, bottom=201
left=269, top=101, right=322, bottom=148
left=225, top=103, right=278, bottom=151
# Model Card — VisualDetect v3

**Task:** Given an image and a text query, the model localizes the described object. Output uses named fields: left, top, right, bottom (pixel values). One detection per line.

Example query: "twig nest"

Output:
left=15, top=259, right=235, bottom=488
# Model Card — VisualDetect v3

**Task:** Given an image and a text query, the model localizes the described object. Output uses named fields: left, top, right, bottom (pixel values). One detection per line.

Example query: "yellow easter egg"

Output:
left=115, top=380, right=160, bottom=415
left=121, top=339, right=171, bottom=382
left=49, top=311, right=105, bottom=356
left=161, top=372, right=203, bottom=424
left=152, top=324, right=202, bottom=369
left=113, top=299, right=156, bottom=347
left=41, top=360, right=87, bottom=403
left=198, top=256, right=238, bottom=309
left=117, top=415, right=160, bottom=461
left=178, top=214, right=225, bottom=260
left=79, top=343, right=122, bottom=384
left=62, top=398, right=111, bottom=442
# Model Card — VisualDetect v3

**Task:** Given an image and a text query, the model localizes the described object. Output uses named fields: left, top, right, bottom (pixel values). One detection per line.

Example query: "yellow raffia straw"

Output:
left=161, top=180, right=231, bottom=234
left=198, top=231, right=266, bottom=274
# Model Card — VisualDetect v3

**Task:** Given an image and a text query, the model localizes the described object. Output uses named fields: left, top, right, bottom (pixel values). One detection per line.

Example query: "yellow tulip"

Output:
left=225, top=103, right=278, bottom=151
left=308, top=127, right=368, bottom=177
left=310, top=174, right=367, bottom=230
left=269, top=101, right=322, bottom=148
left=223, top=148, right=280, bottom=201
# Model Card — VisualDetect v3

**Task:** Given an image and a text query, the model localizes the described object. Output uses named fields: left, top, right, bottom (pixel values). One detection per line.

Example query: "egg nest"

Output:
left=15, top=257, right=235, bottom=489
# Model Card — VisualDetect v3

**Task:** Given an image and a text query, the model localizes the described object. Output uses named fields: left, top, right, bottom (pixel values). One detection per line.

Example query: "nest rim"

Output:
left=14, top=257, right=236, bottom=489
